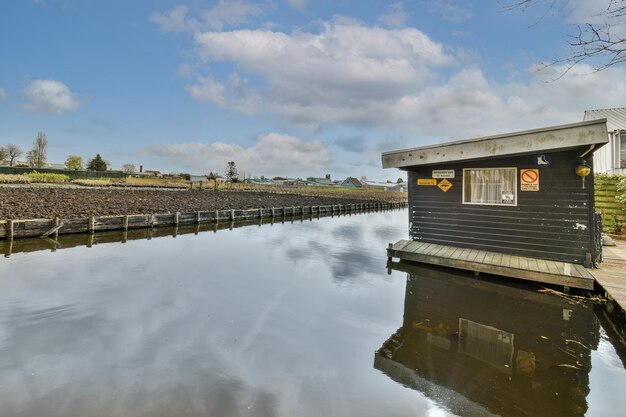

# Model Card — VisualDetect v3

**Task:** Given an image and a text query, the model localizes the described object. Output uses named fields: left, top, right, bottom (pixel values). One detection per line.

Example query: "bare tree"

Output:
left=0, top=147, right=7, bottom=165
left=5, top=144, right=22, bottom=167
left=505, top=0, right=626, bottom=74
left=27, top=132, right=47, bottom=168
left=122, top=163, right=136, bottom=174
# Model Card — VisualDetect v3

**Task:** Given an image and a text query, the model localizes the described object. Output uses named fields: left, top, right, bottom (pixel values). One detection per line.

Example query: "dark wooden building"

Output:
left=382, top=120, right=608, bottom=271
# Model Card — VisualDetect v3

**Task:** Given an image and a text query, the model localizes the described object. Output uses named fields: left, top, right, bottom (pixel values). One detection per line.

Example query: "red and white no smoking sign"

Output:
left=520, top=169, right=539, bottom=191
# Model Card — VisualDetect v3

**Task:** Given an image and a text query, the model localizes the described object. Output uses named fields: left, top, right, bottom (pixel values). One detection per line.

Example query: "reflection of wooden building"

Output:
left=375, top=263, right=600, bottom=417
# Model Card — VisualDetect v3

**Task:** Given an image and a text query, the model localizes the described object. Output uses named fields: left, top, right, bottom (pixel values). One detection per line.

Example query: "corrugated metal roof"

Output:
left=583, top=107, right=626, bottom=131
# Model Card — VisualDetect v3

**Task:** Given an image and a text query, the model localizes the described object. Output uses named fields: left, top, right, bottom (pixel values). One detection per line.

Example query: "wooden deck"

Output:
left=588, top=239, right=626, bottom=310
left=388, top=240, right=595, bottom=290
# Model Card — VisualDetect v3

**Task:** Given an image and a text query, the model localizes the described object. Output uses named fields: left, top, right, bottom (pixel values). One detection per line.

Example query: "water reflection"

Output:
left=0, top=209, right=624, bottom=417
left=377, top=262, right=603, bottom=417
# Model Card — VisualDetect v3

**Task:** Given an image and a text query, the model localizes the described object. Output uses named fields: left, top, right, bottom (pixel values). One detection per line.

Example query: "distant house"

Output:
left=362, top=180, right=404, bottom=192
left=583, top=107, right=626, bottom=174
left=144, top=170, right=162, bottom=177
left=341, top=177, right=362, bottom=187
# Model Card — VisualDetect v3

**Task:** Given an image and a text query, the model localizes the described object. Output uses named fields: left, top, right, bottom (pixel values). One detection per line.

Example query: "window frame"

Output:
left=462, top=167, right=518, bottom=207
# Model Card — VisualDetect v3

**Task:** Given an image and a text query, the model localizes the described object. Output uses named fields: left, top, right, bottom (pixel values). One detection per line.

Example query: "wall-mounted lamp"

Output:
left=575, top=159, right=591, bottom=189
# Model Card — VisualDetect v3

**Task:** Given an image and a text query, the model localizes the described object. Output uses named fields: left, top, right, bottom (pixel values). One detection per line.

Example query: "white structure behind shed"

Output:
left=583, top=107, right=626, bottom=174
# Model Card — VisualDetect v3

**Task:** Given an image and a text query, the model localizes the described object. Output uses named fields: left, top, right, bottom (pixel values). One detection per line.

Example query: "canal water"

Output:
left=0, top=209, right=625, bottom=417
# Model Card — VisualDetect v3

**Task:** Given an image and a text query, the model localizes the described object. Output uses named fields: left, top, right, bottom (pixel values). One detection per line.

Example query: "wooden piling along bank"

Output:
left=0, top=202, right=407, bottom=241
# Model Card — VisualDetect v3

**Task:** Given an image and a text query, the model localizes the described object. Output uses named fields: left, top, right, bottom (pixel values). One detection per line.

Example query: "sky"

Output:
left=1, top=0, right=625, bottom=180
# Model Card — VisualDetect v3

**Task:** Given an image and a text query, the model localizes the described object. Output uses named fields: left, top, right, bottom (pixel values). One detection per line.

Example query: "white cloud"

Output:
left=22, top=79, right=79, bottom=115
left=161, top=12, right=625, bottom=143
left=427, top=1, right=473, bottom=23
left=142, top=133, right=331, bottom=176
left=151, top=1, right=262, bottom=32
left=378, top=2, right=409, bottom=28
left=285, top=0, right=306, bottom=10
left=0, top=88, right=7, bottom=99
left=189, top=17, right=454, bottom=127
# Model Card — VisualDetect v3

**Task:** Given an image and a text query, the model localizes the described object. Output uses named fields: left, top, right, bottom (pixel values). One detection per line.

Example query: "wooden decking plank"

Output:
left=545, top=261, right=560, bottom=275
left=457, top=248, right=470, bottom=261
left=526, top=257, right=540, bottom=272
left=536, top=259, right=551, bottom=274
left=474, top=250, right=488, bottom=264
left=393, top=240, right=411, bottom=251
left=466, top=249, right=482, bottom=263
left=576, top=265, right=596, bottom=280
left=509, top=255, right=520, bottom=270
left=492, top=252, right=503, bottom=266
left=449, top=246, right=464, bottom=259
left=426, top=244, right=445, bottom=256
left=418, top=243, right=434, bottom=255
left=436, top=246, right=457, bottom=259
left=500, top=254, right=512, bottom=268
left=429, top=245, right=448, bottom=257
left=518, top=256, right=529, bottom=271
left=401, top=241, right=422, bottom=253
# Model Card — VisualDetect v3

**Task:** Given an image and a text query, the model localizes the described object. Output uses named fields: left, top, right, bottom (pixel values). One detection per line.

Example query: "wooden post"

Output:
left=122, top=215, right=129, bottom=231
left=148, top=214, right=154, bottom=228
left=89, top=216, right=95, bottom=234
left=230, top=209, right=235, bottom=221
left=6, top=219, right=13, bottom=241
left=54, top=217, right=60, bottom=240
left=214, top=210, right=219, bottom=223
left=174, top=212, right=180, bottom=226
left=4, top=238, right=12, bottom=258
left=195, top=211, right=200, bottom=224
left=271, top=207, right=275, bottom=219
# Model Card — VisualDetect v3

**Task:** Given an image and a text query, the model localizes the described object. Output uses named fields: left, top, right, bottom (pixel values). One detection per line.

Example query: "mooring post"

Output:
left=4, top=238, right=13, bottom=258
left=195, top=211, right=201, bottom=224
left=123, top=215, right=129, bottom=231
left=6, top=219, right=13, bottom=241
left=54, top=216, right=60, bottom=240
left=387, top=243, right=393, bottom=262
left=230, top=209, right=235, bottom=221
left=214, top=210, right=219, bottom=223
left=271, top=207, right=275, bottom=219
left=89, top=216, right=95, bottom=234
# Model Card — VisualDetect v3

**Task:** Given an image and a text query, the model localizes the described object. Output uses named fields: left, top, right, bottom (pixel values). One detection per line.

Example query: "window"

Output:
left=463, top=168, right=517, bottom=206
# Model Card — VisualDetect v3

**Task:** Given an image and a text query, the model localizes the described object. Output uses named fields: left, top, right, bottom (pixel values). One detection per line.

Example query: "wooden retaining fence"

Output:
left=0, top=201, right=407, bottom=241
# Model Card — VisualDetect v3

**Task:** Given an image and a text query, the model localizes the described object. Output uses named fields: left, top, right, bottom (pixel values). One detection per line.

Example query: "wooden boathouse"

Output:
left=382, top=119, right=609, bottom=290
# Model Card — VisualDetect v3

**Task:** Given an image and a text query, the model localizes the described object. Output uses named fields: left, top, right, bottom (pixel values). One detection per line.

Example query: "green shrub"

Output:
left=24, top=171, right=70, bottom=183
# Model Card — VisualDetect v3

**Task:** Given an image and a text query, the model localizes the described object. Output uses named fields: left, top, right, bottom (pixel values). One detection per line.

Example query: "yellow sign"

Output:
left=438, top=179, right=452, bottom=192
left=417, top=178, right=437, bottom=186
left=521, top=169, right=539, bottom=191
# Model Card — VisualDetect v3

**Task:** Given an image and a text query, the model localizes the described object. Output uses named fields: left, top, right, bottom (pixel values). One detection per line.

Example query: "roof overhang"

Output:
left=382, top=119, right=608, bottom=169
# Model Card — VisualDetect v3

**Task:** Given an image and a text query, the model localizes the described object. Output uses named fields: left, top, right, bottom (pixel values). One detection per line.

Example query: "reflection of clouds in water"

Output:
left=330, top=249, right=381, bottom=282
left=265, top=211, right=407, bottom=283
left=331, top=224, right=364, bottom=242
left=0, top=209, right=423, bottom=416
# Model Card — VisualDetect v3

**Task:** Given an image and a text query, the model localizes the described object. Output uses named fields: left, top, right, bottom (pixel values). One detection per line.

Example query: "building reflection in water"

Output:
left=375, top=262, right=600, bottom=417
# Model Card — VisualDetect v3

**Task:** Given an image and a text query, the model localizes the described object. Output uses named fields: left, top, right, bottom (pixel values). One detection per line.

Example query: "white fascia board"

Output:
left=381, top=119, right=608, bottom=169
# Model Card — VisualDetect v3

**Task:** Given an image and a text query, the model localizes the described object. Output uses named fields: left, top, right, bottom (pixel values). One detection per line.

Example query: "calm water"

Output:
left=0, top=209, right=625, bottom=417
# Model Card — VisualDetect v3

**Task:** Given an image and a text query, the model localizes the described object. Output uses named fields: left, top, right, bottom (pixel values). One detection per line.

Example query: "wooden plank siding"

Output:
left=407, top=148, right=597, bottom=266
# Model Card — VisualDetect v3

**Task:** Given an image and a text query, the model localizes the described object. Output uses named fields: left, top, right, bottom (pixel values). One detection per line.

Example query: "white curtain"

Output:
left=465, top=169, right=515, bottom=205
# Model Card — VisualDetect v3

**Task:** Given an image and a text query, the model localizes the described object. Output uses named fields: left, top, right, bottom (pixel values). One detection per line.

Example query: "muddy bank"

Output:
left=0, top=187, right=392, bottom=219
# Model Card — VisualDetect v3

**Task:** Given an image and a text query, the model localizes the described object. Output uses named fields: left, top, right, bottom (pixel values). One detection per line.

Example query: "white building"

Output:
left=583, top=107, right=626, bottom=174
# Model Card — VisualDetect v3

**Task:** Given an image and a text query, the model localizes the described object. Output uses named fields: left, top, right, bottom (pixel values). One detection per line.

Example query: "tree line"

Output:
left=0, top=132, right=111, bottom=171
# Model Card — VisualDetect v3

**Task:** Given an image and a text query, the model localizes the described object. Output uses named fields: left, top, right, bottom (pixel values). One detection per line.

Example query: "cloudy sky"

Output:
left=1, top=0, right=624, bottom=180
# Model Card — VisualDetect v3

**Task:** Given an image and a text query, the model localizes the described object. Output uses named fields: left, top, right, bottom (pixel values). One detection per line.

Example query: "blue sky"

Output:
left=1, top=0, right=624, bottom=180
